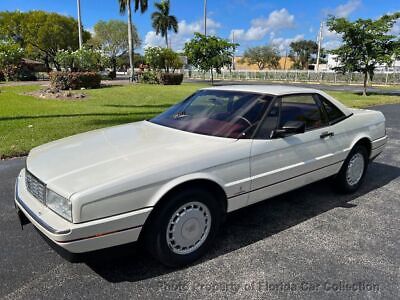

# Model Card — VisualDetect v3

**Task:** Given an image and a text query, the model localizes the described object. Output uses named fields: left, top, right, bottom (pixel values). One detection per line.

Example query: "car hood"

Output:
left=26, top=121, right=236, bottom=197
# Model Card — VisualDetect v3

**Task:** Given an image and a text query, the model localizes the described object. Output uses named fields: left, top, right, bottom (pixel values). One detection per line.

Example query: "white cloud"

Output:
left=231, top=27, right=266, bottom=41
left=318, top=1, right=362, bottom=51
left=322, top=39, right=342, bottom=50
left=252, top=8, right=295, bottom=30
left=144, top=31, right=165, bottom=48
left=271, top=34, right=304, bottom=53
left=320, top=21, right=344, bottom=50
left=86, top=27, right=95, bottom=35
left=389, top=18, right=400, bottom=36
left=230, top=8, right=295, bottom=42
left=144, top=17, right=221, bottom=50
left=326, top=0, right=361, bottom=18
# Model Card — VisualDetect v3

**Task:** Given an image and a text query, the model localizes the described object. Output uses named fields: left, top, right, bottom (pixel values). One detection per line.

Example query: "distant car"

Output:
left=15, top=85, right=387, bottom=266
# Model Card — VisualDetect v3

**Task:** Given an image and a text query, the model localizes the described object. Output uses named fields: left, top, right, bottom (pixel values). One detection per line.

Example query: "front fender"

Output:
left=147, top=172, right=228, bottom=208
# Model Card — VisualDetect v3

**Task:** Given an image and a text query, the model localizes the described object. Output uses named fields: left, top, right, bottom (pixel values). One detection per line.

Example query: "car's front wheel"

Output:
left=335, top=144, right=369, bottom=193
left=143, top=187, right=223, bottom=267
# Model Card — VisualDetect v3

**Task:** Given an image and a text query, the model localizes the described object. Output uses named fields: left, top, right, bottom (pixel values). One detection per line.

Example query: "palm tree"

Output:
left=151, top=0, right=178, bottom=48
left=119, top=0, right=148, bottom=81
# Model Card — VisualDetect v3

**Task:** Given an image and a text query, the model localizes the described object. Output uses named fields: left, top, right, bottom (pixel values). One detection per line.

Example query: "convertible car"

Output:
left=15, top=85, right=387, bottom=266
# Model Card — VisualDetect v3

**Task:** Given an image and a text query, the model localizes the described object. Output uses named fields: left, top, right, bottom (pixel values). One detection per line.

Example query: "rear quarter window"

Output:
left=319, top=95, right=345, bottom=123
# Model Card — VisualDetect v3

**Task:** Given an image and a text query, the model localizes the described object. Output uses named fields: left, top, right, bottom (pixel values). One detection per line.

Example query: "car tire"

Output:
left=335, top=144, right=369, bottom=193
left=143, top=187, right=223, bottom=267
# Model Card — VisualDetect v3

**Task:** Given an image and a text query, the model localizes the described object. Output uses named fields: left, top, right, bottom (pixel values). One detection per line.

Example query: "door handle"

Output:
left=320, top=131, right=334, bottom=138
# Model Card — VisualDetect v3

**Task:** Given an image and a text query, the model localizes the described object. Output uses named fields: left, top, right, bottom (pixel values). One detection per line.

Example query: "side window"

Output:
left=255, top=100, right=280, bottom=139
left=279, top=94, right=327, bottom=130
left=318, top=95, right=345, bottom=123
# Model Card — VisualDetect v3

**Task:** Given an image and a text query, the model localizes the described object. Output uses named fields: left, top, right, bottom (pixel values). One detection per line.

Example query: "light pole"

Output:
left=77, top=0, right=83, bottom=49
left=232, top=30, right=236, bottom=70
left=316, top=21, right=323, bottom=72
left=204, top=0, right=207, bottom=36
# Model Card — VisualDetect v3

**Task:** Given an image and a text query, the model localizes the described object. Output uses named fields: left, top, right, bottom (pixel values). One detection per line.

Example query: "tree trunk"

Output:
left=165, top=31, right=169, bottom=48
left=127, top=0, right=134, bottom=82
left=210, top=69, right=214, bottom=85
left=363, top=71, right=368, bottom=96
left=44, top=55, right=50, bottom=72
left=112, top=57, right=117, bottom=76
left=54, top=60, right=61, bottom=71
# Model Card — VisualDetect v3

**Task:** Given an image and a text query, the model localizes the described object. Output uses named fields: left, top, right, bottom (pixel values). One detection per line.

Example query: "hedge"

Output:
left=49, top=72, right=101, bottom=90
left=159, top=73, right=183, bottom=85
left=138, top=70, right=160, bottom=84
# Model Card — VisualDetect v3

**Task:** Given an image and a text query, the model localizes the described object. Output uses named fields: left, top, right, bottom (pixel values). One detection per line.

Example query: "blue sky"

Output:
left=1, top=0, right=399, bottom=54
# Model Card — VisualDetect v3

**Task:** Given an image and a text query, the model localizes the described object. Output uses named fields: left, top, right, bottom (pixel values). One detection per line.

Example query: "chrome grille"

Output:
left=25, top=170, right=46, bottom=203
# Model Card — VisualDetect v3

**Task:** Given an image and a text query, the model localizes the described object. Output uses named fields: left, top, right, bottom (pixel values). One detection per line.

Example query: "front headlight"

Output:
left=46, top=189, right=72, bottom=222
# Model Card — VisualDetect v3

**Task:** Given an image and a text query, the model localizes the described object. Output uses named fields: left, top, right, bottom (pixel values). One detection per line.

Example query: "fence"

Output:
left=183, top=70, right=400, bottom=85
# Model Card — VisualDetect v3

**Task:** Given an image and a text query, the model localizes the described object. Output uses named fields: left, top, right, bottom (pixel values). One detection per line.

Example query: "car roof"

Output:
left=202, top=84, right=320, bottom=96
left=201, top=84, right=352, bottom=116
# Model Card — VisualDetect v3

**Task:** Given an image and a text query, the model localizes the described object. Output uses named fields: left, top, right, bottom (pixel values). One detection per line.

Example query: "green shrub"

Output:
left=159, top=73, right=183, bottom=85
left=138, top=70, right=160, bottom=84
left=49, top=72, right=101, bottom=90
left=0, top=40, right=24, bottom=81
left=0, top=71, right=4, bottom=81
left=144, top=47, right=184, bottom=73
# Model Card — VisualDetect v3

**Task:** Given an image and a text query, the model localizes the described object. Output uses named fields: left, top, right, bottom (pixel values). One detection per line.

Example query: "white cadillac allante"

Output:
left=15, top=85, right=387, bottom=266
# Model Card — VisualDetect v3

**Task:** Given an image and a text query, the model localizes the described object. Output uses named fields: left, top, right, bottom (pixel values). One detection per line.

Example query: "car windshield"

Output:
left=150, top=90, right=273, bottom=139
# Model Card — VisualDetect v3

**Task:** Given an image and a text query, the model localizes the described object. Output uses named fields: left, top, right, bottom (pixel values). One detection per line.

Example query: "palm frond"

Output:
left=134, top=0, right=148, bottom=13
left=151, top=0, right=179, bottom=42
left=118, top=0, right=128, bottom=14
left=168, top=16, right=178, bottom=33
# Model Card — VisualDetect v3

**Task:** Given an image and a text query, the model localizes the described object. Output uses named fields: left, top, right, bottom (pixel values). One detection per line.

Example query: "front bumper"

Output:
left=370, top=135, right=388, bottom=160
left=15, top=169, right=152, bottom=253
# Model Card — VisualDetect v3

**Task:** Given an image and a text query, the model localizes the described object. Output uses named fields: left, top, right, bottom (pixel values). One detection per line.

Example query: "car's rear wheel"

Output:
left=143, top=187, right=223, bottom=267
left=335, top=144, right=369, bottom=193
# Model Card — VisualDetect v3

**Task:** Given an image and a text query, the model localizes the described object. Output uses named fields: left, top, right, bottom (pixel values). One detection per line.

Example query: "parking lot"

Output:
left=0, top=104, right=399, bottom=300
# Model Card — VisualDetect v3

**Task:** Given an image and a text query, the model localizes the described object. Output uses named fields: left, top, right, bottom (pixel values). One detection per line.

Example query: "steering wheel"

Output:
left=235, top=116, right=252, bottom=127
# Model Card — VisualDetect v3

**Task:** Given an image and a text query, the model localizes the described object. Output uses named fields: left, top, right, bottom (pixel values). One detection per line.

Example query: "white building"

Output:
left=327, top=54, right=400, bottom=72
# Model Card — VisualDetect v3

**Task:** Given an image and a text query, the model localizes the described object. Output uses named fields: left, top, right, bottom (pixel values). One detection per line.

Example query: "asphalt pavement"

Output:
left=0, top=104, right=399, bottom=299
left=2, top=79, right=400, bottom=95
left=185, top=79, right=400, bottom=95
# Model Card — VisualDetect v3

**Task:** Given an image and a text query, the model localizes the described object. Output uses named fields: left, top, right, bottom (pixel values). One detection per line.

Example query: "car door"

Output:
left=248, top=93, right=343, bottom=205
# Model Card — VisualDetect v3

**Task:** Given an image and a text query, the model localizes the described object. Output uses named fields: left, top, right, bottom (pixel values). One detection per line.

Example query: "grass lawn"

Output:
left=325, top=91, right=400, bottom=108
left=0, top=83, right=399, bottom=159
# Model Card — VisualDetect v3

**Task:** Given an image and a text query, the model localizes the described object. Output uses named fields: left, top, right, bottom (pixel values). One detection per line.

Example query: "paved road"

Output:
left=185, top=79, right=400, bottom=95
left=2, top=79, right=400, bottom=95
left=0, top=105, right=399, bottom=299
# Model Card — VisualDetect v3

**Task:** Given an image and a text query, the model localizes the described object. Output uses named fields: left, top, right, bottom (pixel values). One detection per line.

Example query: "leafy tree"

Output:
left=91, top=20, right=141, bottom=74
left=327, top=13, right=400, bottom=96
left=55, top=48, right=109, bottom=72
left=161, top=48, right=183, bottom=72
left=118, top=0, right=148, bottom=81
left=144, top=46, right=182, bottom=72
left=151, top=0, right=179, bottom=48
left=0, top=11, right=91, bottom=70
left=289, top=40, right=318, bottom=70
left=184, top=33, right=237, bottom=84
left=240, top=46, right=280, bottom=70
left=0, top=39, right=24, bottom=81
left=143, top=46, right=163, bottom=70
left=116, top=52, right=145, bottom=70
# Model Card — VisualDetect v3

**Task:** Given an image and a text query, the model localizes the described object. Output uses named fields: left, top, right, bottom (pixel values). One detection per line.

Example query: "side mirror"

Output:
left=274, top=121, right=306, bottom=138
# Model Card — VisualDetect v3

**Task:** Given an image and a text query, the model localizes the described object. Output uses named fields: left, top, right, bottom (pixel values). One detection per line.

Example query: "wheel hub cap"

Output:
left=166, top=201, right=211, bottom=255
left=346, top=153, right=365, bottom=186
